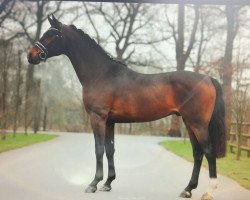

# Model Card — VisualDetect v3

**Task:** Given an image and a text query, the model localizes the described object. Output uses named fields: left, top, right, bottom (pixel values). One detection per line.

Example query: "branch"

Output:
left=0, top=0, right=16, bottom=27
left=184, top=5, right=200, bottom=62
left=83, top=2, right=101, bottom=44
left=165, top=12, right=177, bottom=43
left=123, top=48, right=135, bottom=62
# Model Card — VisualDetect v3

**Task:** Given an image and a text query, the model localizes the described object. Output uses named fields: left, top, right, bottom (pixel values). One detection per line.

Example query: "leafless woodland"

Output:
left=0, top=1, right=250, bottom=144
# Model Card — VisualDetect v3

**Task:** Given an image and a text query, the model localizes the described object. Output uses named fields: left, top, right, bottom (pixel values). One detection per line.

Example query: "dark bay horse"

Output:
left=27, top=15, right=226, bottom=199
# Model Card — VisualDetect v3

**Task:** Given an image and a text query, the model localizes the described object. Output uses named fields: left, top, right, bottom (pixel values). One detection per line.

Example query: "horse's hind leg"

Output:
left=201, top=145, right=218, bottom=199
left=99, top=122, right=116, bottom=191
left=180, top=124, right=204, bottom=198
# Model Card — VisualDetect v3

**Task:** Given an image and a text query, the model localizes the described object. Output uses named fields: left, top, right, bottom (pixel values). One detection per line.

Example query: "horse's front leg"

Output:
left=85, top=113, right=106, bottom=193
left=100, top=122, right=116, bottom=192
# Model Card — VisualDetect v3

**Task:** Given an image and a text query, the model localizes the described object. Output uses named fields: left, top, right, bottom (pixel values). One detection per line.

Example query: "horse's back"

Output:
left=109, top=70, right=215, bottom=123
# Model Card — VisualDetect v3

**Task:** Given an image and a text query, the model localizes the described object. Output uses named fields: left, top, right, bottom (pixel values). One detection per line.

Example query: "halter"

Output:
left=34, top=27, right=62, bottom=62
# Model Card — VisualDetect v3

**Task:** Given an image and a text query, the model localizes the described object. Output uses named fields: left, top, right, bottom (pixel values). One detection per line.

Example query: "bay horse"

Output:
left=27, top=15, right=226, bottom=199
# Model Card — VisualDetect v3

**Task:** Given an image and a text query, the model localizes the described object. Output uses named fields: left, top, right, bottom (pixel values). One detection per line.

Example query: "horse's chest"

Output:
left=83, top=90, right=113, bottom=114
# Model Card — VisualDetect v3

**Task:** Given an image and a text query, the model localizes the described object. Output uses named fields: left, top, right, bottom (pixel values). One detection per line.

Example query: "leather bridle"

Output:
left=34, top=27, right=62, bottom=62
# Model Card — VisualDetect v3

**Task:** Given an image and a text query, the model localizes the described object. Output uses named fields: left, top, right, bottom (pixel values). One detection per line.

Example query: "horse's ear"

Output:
left=48, top=14, right=62, bottom=29
left=48, top=15, right=53, bottom=26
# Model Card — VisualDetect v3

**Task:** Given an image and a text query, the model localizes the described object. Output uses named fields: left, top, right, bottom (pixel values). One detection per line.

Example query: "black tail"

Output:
left=209, top=77, right=227, bottom=158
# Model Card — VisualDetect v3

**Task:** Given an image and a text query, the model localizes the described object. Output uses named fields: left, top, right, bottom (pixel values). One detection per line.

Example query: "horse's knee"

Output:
left=96, top=147, right=104, bottom=158
left=105, top=144, right=115, bottom=159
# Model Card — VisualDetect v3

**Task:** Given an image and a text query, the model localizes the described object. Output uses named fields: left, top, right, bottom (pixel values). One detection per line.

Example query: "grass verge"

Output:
left=0, top=133, right=58, bottom=153
left=160, top=140, right=250, bottom=190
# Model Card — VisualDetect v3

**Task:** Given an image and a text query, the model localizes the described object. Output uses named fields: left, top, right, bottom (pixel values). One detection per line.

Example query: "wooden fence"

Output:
left=229, top=122, right=250, bottom=157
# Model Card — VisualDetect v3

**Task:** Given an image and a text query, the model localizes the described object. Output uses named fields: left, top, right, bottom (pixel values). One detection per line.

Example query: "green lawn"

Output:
left=0, top=133, right=58, bottom=153
left=160, top=140, right=250, bottom=190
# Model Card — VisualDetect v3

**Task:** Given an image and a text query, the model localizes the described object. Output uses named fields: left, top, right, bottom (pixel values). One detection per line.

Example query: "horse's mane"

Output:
left=69, top=25, right=127, bottom=67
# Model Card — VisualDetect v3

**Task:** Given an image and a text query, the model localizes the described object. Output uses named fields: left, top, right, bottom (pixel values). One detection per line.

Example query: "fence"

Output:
left=229, top=122, right=250, bottom=157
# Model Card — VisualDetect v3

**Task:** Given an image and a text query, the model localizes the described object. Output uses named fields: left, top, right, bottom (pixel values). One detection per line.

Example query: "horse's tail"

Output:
left=209, top=77, right=227, bottom=158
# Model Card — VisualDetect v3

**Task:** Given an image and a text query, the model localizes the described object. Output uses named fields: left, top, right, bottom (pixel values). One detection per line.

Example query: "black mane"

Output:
left=69, top=25, right=127, bottom=67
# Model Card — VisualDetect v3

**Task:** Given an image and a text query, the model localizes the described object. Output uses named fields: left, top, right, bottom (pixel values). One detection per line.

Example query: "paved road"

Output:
left=0, top=133, right=249, bottom=200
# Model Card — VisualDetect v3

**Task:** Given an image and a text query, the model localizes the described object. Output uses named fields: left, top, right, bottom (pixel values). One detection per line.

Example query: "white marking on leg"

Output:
left=201, top=178, right=218, bottom=200
left=208, top=178, right=218, bottom=193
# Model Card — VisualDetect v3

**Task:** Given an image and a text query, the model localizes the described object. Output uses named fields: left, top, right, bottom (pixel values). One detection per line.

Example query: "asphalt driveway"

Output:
left=0, top=133, right=249, bottom=200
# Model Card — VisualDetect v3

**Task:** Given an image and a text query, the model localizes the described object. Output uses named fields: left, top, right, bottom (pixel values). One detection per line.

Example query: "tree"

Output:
left=189, top=6, right=218, bottom=73
left=221, top=5, right=240, bottom=135
left=0, top=42, right=13, bottom=140
left=166, top=4, right=200, bottom=136
left=0, top=1, right=14, bottom=140
left=12, top=0, right=62, bottom=134
left=232, top=56, right=250, bottom=160
left=13, top=50, right=23, bottom=136
left=0, top=0, right=15, bottom=28
left=83, top=3, right=159, bottom=65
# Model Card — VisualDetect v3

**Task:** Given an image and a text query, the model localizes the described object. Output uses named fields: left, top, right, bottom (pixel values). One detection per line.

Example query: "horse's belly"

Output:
left=109, top=99, right=177, bottom=123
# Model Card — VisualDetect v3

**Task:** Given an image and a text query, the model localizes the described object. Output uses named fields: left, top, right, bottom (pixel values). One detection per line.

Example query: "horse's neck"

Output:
left=64, top=37, right=110, bottom=87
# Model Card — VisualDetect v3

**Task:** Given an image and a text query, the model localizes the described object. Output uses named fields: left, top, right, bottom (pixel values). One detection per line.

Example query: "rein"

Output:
left=34, top=27, right=62, bottom=62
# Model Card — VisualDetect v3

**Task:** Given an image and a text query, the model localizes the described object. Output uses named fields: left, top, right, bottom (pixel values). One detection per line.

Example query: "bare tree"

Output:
left=0, top=42, right=13, bottom=140
left=13, top=0, right=62, bottom=134
left=83, top=3, right=161, bottom=66
left=13, top=50, right=23, bottom=137
left=166, top=4, right=200, bottom=136
left=189, top=6, right=218, bottom=73
left=232, top=57, right=249, bottom=160
left=0, top=0, right=15, bottom=27
left=221, top=5, right=240, bottom=134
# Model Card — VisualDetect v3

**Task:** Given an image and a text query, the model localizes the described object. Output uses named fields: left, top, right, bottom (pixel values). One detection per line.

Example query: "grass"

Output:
left=0, top=133, right=58, bottom=153
left=160, top=140, right=250, bottom=190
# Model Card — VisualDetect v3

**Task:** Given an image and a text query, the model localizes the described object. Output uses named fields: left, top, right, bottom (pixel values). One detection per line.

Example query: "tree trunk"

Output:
left=236, top=125, right=241, bottom=160
left=128, top=123, right=133, bottom=134
left=33, top=80, right=42, bottom=134
left=176, top=4, right=185, bottom=71
left=222, top=5, right=237, bottom=136
left=24, top=64, right=34, bottom=134
left=13, top=50, right=22, bottom=137
left=23, top=1, right=46, bottom=134
left=43, top=106, right=48, bottom=131
left=169, top=4, right=185, bottom=136
left=168, top=4, right=199, bottom=137
left=168, top=115, right=181, bottom=137
left=0, top=42, right=9, bottom=140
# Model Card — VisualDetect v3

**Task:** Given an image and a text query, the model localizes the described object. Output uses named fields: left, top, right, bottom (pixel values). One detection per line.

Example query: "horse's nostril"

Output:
left=27, top=51, right=40, bottom=64
left=27, top=52, right=33, bottom=62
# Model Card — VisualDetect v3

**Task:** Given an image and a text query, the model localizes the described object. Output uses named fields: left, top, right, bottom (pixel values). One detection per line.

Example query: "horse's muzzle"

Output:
left=27, top=52, right=40, bottom=64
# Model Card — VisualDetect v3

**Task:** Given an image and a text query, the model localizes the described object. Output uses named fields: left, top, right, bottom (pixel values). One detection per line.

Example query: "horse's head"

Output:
left=27, top=14, right=65, bottom=64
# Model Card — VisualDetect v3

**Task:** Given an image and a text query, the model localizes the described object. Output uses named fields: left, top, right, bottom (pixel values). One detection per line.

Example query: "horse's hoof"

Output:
left=85, top=185, right=97, bottom=193
left=99, top=184, right=112, bottom=192
left=180, top=190, right=192, bottom=198
left=201, top=192, right=214, bottom=200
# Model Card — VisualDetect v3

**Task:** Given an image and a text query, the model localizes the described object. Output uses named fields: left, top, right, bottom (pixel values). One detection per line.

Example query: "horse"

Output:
left=27, top=15, right=226, bottom=199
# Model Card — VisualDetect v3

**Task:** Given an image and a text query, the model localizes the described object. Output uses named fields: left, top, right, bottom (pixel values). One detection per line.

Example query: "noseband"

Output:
left=34, top=27, right=62, bottom=62
left=34, top=41, right=48, bottom=61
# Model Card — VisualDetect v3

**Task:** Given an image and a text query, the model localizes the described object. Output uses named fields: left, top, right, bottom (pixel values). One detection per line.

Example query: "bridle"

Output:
left=34, top=27, right=62, bottom=62
left=34, top=41, right=48, bottom=61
